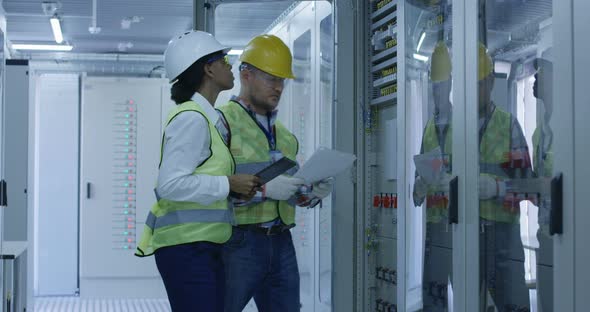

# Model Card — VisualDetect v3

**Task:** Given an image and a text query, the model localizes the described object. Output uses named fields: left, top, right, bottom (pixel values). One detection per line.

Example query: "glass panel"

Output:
left=0, top=27, right=5, bottom=304
left=367, top=1, right=399, bottom=311
left=406, top=1, right=454, bottom=310
left=318, top=11, right=334, bottom=309
left=290, top=29, right=316, bottom=310
left=477, top=1, right=553, bottom=311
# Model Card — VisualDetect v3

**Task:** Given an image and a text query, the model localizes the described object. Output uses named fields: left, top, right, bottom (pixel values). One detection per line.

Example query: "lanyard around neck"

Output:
left=257, top=113, right=276, bottom=151
left=239, top=100, right=277, bottom=150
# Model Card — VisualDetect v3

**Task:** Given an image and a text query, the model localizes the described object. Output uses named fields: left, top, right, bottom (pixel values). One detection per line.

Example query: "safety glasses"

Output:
left=207, top=53, right=230, bottom=65
left=254, top=69, right=286, bottom=88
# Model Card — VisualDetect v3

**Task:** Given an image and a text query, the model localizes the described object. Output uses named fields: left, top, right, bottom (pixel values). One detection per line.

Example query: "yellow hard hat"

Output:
left=430, top=41, right=451, bottom=82
left=240, top=34, right=295, bottom=79
left=478, top=42, right=493, bottom=81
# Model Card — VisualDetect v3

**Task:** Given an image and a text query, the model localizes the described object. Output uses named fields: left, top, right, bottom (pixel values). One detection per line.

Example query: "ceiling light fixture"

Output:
left=413, top=53, right=429, bottom=62
left=417, top=32, right=426, bottom=52
left=88, top=0, right=101, bottom=34
left=117, top=42, right=134, bottom=52
left=121, top=16, right=144, bottom=30
left=12, top=44, right=73, bottom=51
left=50, top=15, right=64, bottom=43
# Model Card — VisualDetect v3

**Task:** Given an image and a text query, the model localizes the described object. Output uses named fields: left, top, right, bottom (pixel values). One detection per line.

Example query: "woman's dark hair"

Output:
left=170, top=51, right=225, bottom=104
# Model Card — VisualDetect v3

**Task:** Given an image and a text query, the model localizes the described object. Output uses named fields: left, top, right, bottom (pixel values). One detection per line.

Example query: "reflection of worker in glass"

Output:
left=413, top=41, right=453, bottom=310
left=477, top=43, right=533, bottom=311
left=413, top=41, right=453, bottom=220
left=532, top=49, right=553, bottom=312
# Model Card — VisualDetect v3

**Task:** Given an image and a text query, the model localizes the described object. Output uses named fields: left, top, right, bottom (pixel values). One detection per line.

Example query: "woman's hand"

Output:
left=229, top=174, right=261, bottom=197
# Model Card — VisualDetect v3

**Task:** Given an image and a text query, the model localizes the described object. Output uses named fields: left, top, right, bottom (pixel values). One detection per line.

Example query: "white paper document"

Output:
left=413, top=146, right=449, bottom=184
left=294, top=148, right=357, bottom=184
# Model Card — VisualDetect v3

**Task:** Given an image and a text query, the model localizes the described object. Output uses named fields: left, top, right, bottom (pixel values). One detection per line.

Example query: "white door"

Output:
left=79, top=77, right=168, bottom=298
left=314, top=3, right=334, bottom=312
left=35, top=73, right=80, bottom=296
left=571, top=0, right=590, bottom=310
left=0, top=27, right=6, bottom=311
left=276, top=5, right=318, bottom=311
left=470, top=0, right=567, bottom=311
left=400, top=1, right=463, bottom=310
left=268, top=3, right=333, bottom=311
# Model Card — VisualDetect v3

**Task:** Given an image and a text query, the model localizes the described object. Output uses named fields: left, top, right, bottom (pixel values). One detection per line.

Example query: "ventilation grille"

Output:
left=35, top=297, right=171, bottom=312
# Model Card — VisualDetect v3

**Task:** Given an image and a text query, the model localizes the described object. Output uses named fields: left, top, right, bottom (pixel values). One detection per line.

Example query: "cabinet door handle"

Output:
left=0, top=179, right=7, bottom=206
left=86, top=182, right=92, bottom=199
left=448, top=176, right=458, bottom=225
left=550, top=173, right=563, bottom=235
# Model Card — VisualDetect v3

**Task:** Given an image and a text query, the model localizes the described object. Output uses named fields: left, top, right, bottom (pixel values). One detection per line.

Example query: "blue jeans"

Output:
left=479, top=222, right=529, bottom=311
left=223, top=227, right=300, bottom=312
left=155, top=242, right=225, bottom=312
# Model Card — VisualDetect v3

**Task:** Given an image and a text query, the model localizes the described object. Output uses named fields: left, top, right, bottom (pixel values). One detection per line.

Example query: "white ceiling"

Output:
left=408, top=0, right=552, bottom=62
left=3, top=0, right=551, bottom=60
left=3, top=0, right=293, bottom=55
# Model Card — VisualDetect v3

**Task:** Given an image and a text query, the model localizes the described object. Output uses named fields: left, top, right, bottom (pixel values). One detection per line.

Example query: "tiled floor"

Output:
left=34, top=297, right=171, bottom=312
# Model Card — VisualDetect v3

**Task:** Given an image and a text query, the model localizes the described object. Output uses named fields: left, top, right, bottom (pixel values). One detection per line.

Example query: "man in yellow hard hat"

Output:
left=476, top=43, right=533, bottom=311
left=218, top=34, right=333, bottom=312
left=412, top=41, right=455, bottom=310
left=413, top=41, right=453, bottom=221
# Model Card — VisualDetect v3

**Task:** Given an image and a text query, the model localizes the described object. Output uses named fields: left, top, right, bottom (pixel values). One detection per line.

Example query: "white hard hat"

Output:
left=164, top=30, right=231, bottom=82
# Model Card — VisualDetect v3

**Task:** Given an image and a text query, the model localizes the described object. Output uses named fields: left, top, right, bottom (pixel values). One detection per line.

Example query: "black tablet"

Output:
left=255, top=157, right=298, bottom=185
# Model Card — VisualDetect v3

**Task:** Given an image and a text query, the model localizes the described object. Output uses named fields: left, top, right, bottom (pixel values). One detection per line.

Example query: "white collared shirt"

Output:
left=156, top=93, right=230, bottom=205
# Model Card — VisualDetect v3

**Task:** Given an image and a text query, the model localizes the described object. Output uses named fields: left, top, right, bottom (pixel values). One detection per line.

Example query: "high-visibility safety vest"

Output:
left=420, top=119, right=452, bottom=223
left=532, top=127, right=553, bottom=178
left=420, top=107, right=521, bottom=224
left=479, top=107, right=522, bottom=224
left=219, top=100, right=299, bottom=225
left=135, top=101, right=235, bottom=257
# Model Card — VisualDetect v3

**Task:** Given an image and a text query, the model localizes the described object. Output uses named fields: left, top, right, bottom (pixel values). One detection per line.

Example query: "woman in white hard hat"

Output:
left=135, top=30, right=260, bottom=311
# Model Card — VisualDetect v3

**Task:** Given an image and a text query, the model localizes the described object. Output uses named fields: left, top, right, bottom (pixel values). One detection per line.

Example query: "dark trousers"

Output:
left=423, top=222, right=453, bottom=311
left=480, top=222, right=530, bottom=312
left=223, top=227, right=300, bottom=312
left=155, top=242, right=225, bottom=312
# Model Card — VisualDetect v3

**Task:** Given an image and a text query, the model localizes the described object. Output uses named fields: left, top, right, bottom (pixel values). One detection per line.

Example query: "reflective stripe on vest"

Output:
left=135, top=100, right=234, bottom=257
left=145, top=209, right=233, bottom=229
left=219, top=100, right=299, bottom=225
